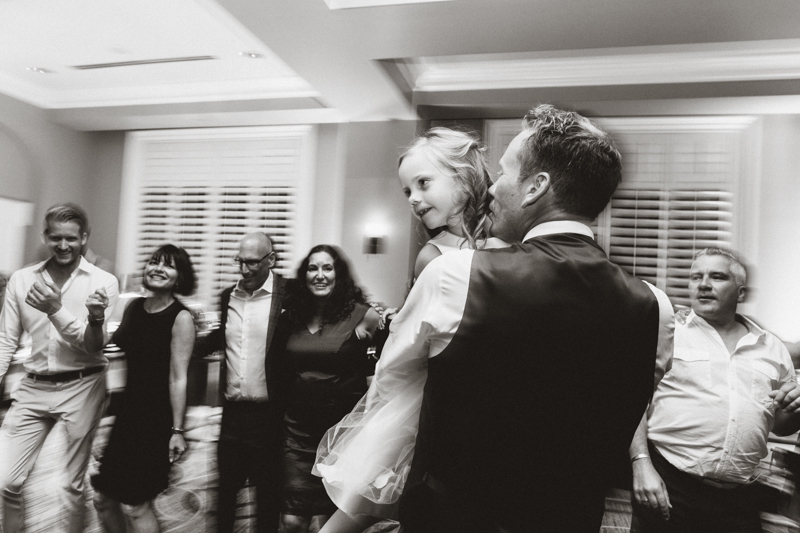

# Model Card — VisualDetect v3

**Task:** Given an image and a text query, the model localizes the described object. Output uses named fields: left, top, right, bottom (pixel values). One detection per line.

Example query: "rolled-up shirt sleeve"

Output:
left=643, top=281, right=674, bottom=388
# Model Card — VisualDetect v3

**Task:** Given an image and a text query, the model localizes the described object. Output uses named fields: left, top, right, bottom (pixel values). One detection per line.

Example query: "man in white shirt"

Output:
left=630, top=247, right=800, bottom=533
left=0, top=203, right=118, bottom=533
left=204, top=232, right=287, bottom=533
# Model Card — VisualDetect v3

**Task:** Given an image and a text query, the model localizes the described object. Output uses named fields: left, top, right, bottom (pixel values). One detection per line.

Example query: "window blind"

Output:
left=607, top=189, right=733, bottom=306
left=119, top=126, right=316, bottom=312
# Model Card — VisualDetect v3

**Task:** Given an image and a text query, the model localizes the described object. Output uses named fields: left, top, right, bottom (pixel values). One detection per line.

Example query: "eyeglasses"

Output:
left=233, top=252, right=274, bottom=270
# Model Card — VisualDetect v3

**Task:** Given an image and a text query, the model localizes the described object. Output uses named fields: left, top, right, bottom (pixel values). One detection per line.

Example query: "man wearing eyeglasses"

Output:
left=204, top=232, right=288, bottom=533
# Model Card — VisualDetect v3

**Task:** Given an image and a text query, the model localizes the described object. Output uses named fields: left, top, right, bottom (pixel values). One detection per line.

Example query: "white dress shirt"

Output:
left=374, top=221, right=674, bottom=399
left=648, top=310, right=795, bottom=483
left=0, top=257, right=119, bottom=379
left=224, top=271, right=273, bottom=401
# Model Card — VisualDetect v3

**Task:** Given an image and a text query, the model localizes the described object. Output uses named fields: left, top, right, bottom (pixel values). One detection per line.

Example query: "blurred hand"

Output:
left=26, top=280, right=62, bottom=316
left=674, top=307, right=690, bottom=325
left=85, top=287, right=109, bottom=320
left=169, top=433, right=187, bottom=463
left=379, top=308, right=399, bottom=329
left=770, top=381, right=800, bottom=412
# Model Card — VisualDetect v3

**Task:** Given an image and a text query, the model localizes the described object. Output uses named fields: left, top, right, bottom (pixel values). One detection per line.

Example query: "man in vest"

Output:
left=393, top=104, right=675, bottom=533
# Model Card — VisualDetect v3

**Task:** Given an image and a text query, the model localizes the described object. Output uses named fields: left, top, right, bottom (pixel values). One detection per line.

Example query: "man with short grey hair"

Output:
left=630, top=247, right=800, bottom=532
left=0, top=203, right=118, bottom=533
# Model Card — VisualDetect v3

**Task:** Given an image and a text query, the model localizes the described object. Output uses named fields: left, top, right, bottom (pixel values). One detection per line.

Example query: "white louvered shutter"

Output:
left=118, top=126, right=316, bottom=312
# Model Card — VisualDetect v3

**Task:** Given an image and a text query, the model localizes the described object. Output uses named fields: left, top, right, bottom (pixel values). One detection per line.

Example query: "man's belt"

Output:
left=686, top=472, right=748, bottom=490
left=27, top=366, right=104, bottom=383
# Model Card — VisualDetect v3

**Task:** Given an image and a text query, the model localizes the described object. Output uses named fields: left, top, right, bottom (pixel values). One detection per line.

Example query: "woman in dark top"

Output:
left=92, top=245, right=196, bottom=533
left=279, top=245, right=380, bottom=533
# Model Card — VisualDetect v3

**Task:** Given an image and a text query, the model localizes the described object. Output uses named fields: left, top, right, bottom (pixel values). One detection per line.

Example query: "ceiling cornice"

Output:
left=409, top=39, right=800, bottom=92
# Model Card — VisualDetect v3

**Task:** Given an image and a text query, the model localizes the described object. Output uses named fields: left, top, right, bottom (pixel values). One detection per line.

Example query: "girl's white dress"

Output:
left=312, top=231, right=506, bottom=519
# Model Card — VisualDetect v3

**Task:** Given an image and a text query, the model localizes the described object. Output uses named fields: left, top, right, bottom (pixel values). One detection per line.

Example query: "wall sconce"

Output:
left=363, top=222, right=386, bottom=255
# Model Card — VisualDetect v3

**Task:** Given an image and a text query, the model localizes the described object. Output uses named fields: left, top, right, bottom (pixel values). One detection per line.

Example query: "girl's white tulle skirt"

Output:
left=312, top=370, right=427, bottom=519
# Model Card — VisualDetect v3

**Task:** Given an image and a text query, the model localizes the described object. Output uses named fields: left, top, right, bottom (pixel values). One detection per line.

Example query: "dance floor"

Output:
left=0, top=405, right=399, bottom=533
left=0, top=404, right=797, bottom=532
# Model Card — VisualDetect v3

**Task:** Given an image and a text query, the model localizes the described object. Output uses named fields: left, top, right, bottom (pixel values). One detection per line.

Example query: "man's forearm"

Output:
left=84, top=321, right=106, bottom=353
left=629, top=411, right=650, bottom=459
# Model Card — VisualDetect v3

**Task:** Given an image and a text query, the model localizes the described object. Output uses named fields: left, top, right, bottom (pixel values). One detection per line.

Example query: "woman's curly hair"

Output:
left=399, top=127, right=493, bottom=250
left=284, top=244, right=367, bottom=326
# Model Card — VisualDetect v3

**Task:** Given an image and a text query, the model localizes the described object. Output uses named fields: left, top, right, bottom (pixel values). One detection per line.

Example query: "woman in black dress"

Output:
left=279, top=245, right=380, bottom=533
left=92, top=245, right=197, bottom=533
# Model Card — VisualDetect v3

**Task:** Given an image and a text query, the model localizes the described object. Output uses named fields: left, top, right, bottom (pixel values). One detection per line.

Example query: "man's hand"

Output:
left=632, top=459, right=671, bottom=520
left=674, top=307, right=690, bottom=325
left=379, top=307, right=399, bottom=330
left=85, top=287, right=109, bottom=320
left=770, top=381, right=800, bottom=412
left=169, top=433, right=187, bottom=463
left=26, top=280, right=63, bottom=316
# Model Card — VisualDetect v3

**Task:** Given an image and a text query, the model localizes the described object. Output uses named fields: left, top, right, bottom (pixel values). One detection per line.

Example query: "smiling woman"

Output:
left=276, top=245, right=380, bottom=533
left=92, top=244, right=197, bottom=533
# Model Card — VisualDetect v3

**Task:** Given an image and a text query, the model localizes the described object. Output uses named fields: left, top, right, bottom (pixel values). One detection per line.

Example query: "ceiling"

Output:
left=3, top=0, right=800, bottom=131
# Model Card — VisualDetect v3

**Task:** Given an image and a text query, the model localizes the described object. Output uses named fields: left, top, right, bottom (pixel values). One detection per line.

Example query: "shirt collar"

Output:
left=685, top=309, right=765, bottom=339
left=523, top=221, right=594, bottom=242
left=234, top=270, right=273, bottom=295
left=33, top=256, right=92, bottom=275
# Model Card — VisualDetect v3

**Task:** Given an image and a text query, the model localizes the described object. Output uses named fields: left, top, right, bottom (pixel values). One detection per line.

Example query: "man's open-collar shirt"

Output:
left=0, top=257, right=119, bottom=379
left=648, top=310, right=795, bottom=483
left=224, top=271, right=274, bottom=401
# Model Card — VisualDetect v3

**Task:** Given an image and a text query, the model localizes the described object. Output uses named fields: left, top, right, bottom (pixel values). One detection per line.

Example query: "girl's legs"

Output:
left=92, top=491, right=127, bottom=533
left=318, top=508, right=381, bottom=533
left=120, top=500, right=160, bottom=533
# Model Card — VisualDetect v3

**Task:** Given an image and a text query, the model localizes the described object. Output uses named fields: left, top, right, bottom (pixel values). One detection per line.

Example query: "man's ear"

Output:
left=520, top=172, right=551, bottom=208
left=737, top=285, right=746, bottom=303
left=80, top=233, right=88, bottom=247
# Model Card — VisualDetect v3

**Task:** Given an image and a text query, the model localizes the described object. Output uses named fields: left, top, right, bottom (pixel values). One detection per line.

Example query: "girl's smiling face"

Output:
left=398, top=148, right=465, bottom=234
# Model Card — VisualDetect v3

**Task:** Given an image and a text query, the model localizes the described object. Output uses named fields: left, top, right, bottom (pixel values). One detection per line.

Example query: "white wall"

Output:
left=750, top=115, right=800, bottom=340
left=0, top=92, right=98, bottom=267
left=338, top=121, right=417, bottom=308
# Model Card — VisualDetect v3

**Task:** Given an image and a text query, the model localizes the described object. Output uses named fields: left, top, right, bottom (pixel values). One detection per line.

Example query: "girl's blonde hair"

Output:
left=399, top=127, right=493, bottom=249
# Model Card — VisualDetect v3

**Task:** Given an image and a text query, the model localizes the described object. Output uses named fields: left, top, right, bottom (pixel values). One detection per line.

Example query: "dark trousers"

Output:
left=398, top=473, right=605, bottom=533
left=217, top=400, right=281, bottom=533
left=630, top=443, right=763, bottom=533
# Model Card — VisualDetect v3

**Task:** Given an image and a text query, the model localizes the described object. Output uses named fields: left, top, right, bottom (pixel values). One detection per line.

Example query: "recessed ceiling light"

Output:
left=26, top=67, right=53, bottom=74
left=239, top=52, right=264, bottom=59
left=72, top=56, right=216, bottom=70
left=324, top=0, right=453, bottom=9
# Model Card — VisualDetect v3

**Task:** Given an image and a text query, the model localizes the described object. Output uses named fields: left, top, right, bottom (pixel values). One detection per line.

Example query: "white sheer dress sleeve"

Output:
left=313, top=251, right=471, bottom=519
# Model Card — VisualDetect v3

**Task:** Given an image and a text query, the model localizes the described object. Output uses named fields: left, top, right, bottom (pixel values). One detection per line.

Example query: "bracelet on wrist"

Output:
left=171, top=427, right=186, bottom=435
left=630, top=453, right=650, bottom=464
left=87, top=315, right=105, bottom=326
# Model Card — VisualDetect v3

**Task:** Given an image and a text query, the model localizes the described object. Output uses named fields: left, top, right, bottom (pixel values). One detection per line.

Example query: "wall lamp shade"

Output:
left=363, top=221, right=387, bottom=254
left=364, top=236, right=384, bottom=254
